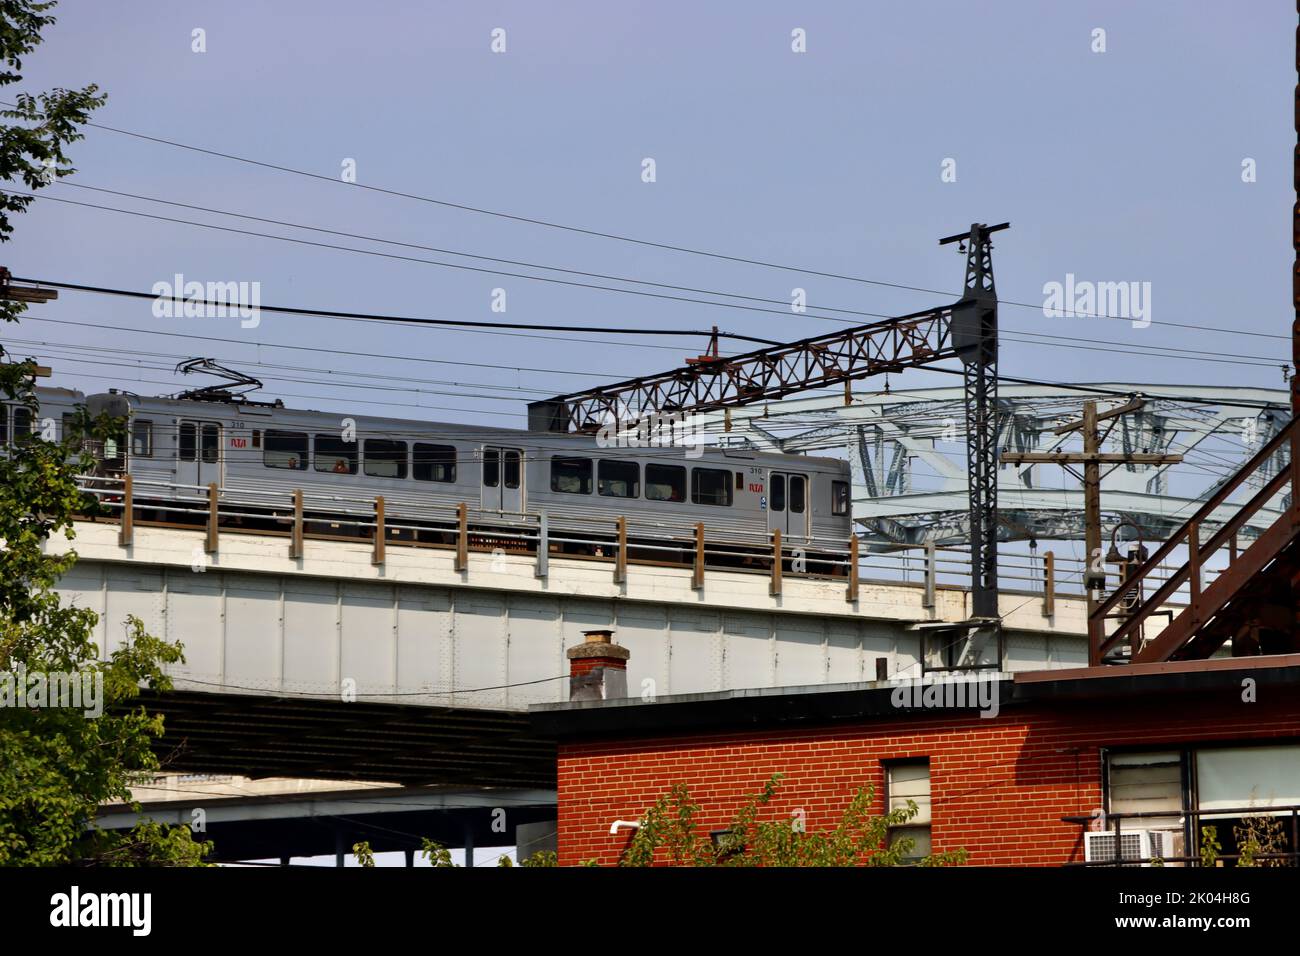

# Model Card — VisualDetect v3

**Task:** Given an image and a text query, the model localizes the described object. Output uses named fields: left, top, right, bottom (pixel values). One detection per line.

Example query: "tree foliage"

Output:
left=0, top=0, right=207, bottom=866
left=621, top=773, right=967, bottom=867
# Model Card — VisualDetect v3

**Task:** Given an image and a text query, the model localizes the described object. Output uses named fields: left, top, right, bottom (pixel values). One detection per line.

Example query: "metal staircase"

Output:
left=1088, top=418, right=1300, bottom=665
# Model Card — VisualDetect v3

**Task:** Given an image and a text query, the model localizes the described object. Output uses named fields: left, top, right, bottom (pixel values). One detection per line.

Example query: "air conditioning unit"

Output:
left=1085, top=829, right=1184, bottom=865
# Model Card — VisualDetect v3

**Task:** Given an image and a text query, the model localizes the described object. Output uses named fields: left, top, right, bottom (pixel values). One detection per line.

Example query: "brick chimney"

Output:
left=567, top=628, right=629, bottom=701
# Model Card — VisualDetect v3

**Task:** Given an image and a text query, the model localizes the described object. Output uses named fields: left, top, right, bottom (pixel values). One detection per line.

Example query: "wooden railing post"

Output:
left=455, top=502, right=468, bottom=572
left=845, top=534, right=859, bottom=603
left=205, top=482, right=219, bottom=554
left=692, top=522, right=705, bottom=590
left=119, top=474, right=133, bottom=547
left=535, top=511, right=549, bottom=579
left=923, top=540, right=936, bottom=610
left=770, top=528, right=782, bottom=596
left=373, top=495, right=385, bottom=566
left=290, top=489, right=303, bottom=559
left=614, top=516, right=627, bottom=584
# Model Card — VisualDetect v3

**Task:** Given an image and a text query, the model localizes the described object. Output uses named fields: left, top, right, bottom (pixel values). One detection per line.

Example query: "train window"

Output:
left=832, top=480, right=850, bottom=516
left=131, top=420, right=153, bottom=458
left=200, top=424, right=219, bottom=464
left=503, top=450, right=521, bottom=489
left=264, top=429, right=308, bottom=470
left=771, top=474, right=785, bottom=512
left=413, top=443, right=456, bottom=483
left=364, top=439, right=408, bottom=479
left=483, top=449, right=500, bottom=487
left=735, top=471, right=744, bottom=490
left=645, top=464, right=686, bottom=502
left=314, top=434, right=358, bottom=475
left=551, top=456, right=593, bottom=495
left=598, top=460, right=639, bottom=498
left=12, top=406, right=31, bottom=443
left=691, top=468, right=733, bottom=507
left=179, top=421, right=197, bottom=462
left=789, top=475, right=806, bottom=514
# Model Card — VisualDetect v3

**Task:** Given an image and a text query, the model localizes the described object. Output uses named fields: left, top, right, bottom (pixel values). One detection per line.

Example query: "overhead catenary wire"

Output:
left=11, top=184, right=1294, bottom=350
left=8, top=107, right=1287, bottom=341
left=52, top=180, right=896, bottom=323
left=0, top=188, right=845, bottom=333
left=6, top=267, right=1288, bottom=377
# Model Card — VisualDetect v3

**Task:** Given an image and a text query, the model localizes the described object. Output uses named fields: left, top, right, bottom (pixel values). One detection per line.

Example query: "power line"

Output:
left=5, top=264, right=782, bottom=343
left=18, top=108, right=1286, bottom=340
left=18, top=314, right=685, bottom=378
left=1, top=188, right=840, bottom=332
left=54, top=180, right=893, bottom=322
left=7, top=264, right=1287, bottom=380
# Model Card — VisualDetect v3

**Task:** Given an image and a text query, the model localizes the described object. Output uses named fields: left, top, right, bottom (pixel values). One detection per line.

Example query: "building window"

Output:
left=885, top=759, right=932, bottom=861
left=1107, top=751, right=1184, bottom=832
left=264, top=429, right=308, bottom=470
left=1195, top=744, right=1300, bottom=815
left=551, top=456, right=592, bottom=495
left=413, top=443, right=456, bottom=483
left=645, top=463, right=686, bottom=502
left=598, top=460, right=640, bottom=498
left=691, top=467, right=733, bottom=506
left=131, top=419, right=153, bottom=458
left=832, top=480, right=850, bottom=516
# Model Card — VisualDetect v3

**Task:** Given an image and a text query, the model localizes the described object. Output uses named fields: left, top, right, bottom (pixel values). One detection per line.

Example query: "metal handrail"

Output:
left=1089, top=417, right=1298, bottom=662
left=1062, top=803, right=1300, bottom=867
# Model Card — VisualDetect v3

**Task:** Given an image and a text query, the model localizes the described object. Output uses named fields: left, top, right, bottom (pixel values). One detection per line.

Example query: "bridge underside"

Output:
left=140, top=690, right=557, bottom=788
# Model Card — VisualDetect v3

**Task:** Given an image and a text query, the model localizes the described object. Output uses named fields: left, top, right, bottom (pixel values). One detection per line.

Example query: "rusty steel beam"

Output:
left=533, top=304, right=961, bottom=433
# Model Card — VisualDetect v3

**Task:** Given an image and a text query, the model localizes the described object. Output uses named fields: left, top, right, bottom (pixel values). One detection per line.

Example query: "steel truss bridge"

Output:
left=696, top=384, right=1291, bottom=549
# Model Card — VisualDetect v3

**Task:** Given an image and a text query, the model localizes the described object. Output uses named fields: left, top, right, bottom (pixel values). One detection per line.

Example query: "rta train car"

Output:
left=2, top=385, right=86, bottom=445
left=82, top=389, right=853, bottom=549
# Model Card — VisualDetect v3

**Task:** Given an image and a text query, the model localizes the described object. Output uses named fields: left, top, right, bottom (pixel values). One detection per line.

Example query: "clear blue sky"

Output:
left=7, top=0, right=1291, bottom=426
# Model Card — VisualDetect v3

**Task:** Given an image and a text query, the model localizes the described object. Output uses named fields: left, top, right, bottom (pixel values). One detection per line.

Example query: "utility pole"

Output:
left=1001, top=398, right=1183, bottom=665
left=941, top=222, right=1008, bottom=621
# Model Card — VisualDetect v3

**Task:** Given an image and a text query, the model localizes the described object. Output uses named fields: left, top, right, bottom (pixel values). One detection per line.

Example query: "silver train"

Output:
left=12, top=386, right=853, bottom=553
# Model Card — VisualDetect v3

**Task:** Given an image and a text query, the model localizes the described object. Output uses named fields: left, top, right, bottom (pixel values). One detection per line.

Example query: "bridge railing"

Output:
left=75, top=474, right=1205, bottom=615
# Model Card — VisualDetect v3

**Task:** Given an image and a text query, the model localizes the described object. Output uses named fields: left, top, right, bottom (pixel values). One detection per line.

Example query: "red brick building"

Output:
left=532, top=655, right=1300, bottom=866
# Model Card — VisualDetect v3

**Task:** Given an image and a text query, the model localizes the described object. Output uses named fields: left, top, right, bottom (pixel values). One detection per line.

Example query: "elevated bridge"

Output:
left=54, top=491, right=1101, bottom=786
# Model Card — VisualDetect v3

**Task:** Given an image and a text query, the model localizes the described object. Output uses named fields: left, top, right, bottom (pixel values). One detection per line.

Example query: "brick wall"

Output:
left=556, top=695, right=1300, bottom=866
